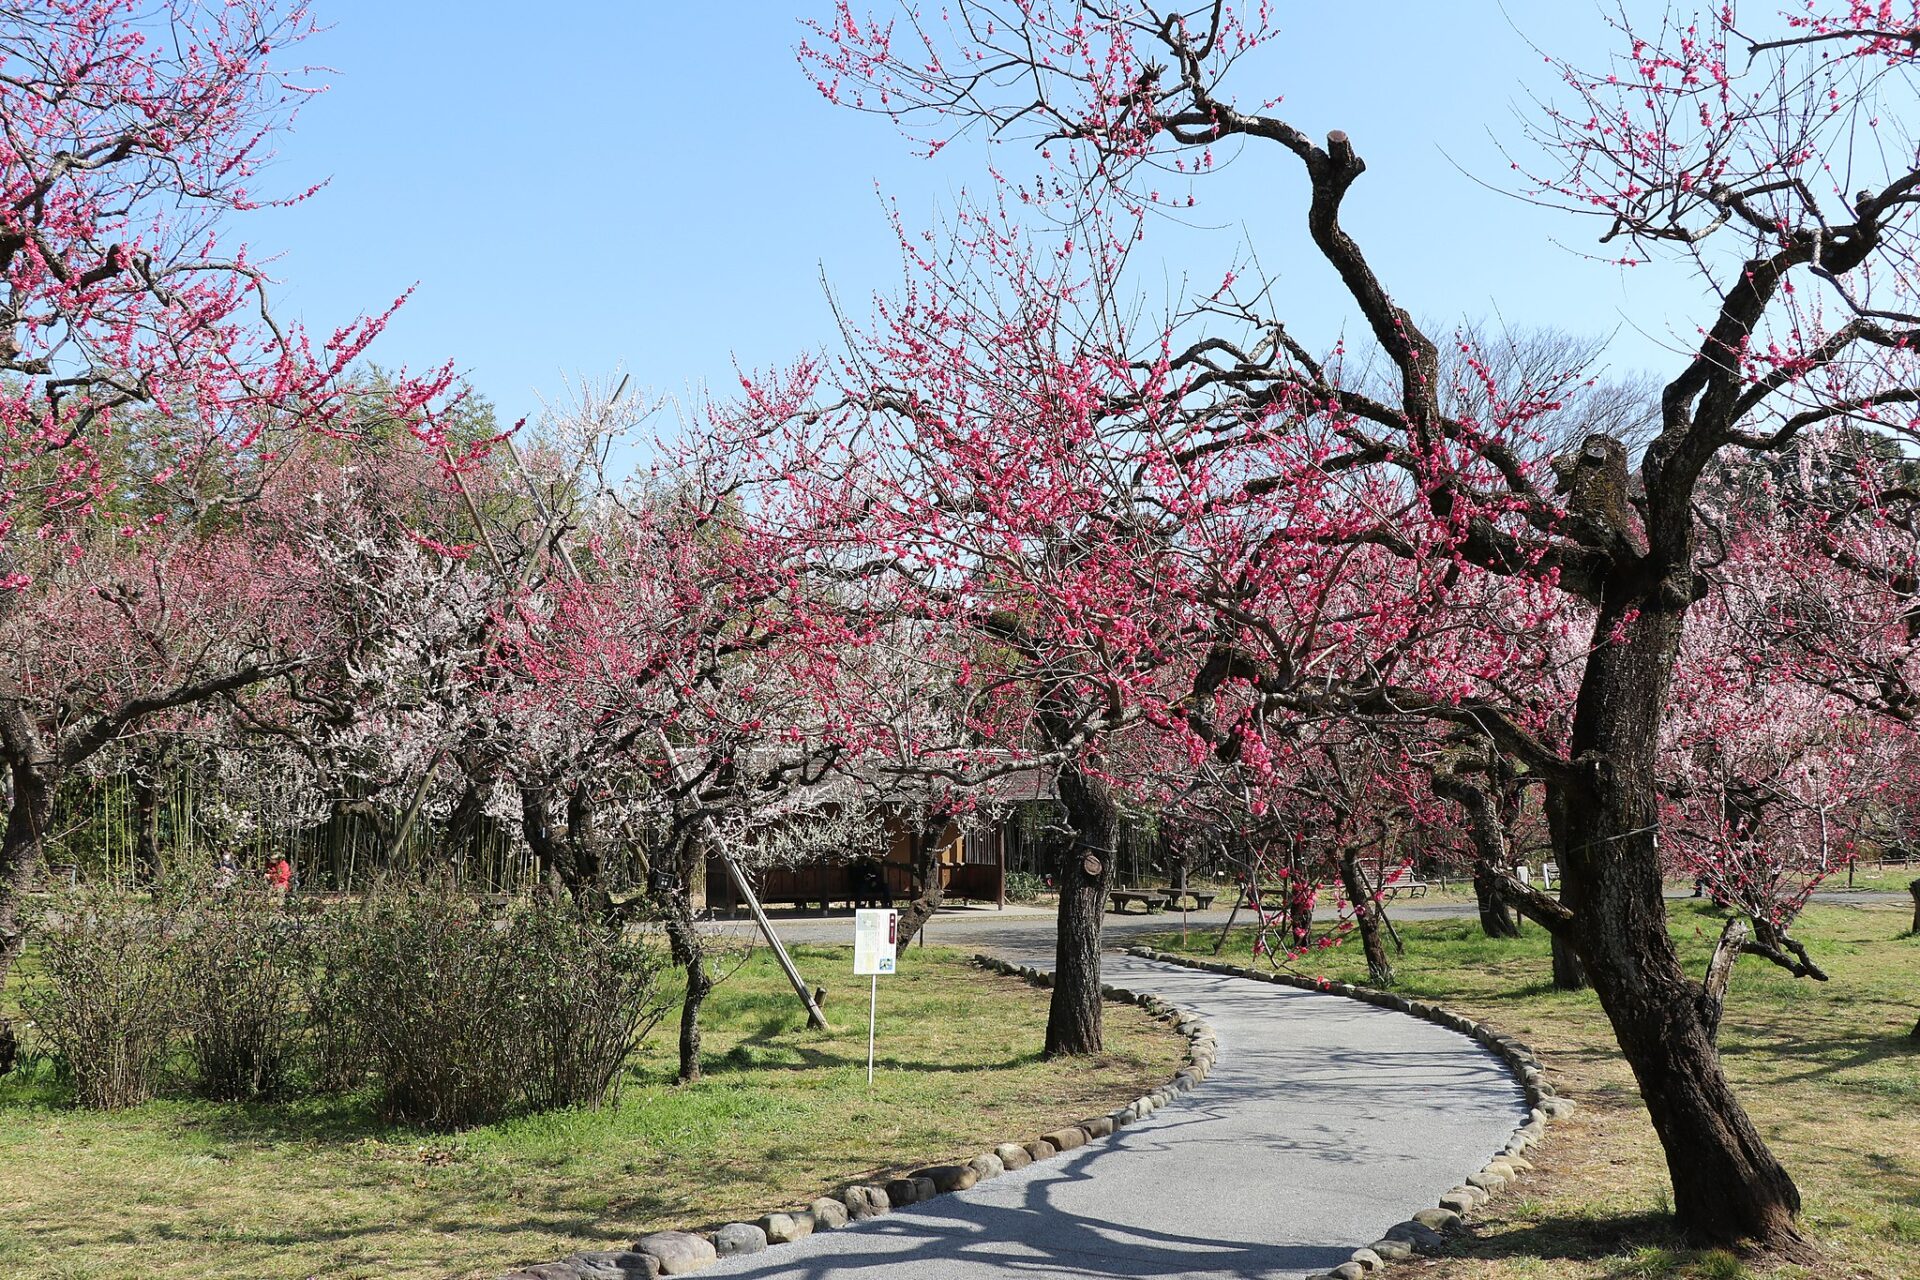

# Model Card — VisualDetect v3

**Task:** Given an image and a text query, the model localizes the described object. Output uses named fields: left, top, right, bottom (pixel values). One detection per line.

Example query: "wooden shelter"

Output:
left=704, top=808, right=1010, bottom=913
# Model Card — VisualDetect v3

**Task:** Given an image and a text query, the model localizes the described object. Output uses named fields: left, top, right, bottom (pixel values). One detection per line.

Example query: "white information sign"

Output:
left=853, top=908, right=898, bottom=976
left=854, top=908, right=897, bottom=1084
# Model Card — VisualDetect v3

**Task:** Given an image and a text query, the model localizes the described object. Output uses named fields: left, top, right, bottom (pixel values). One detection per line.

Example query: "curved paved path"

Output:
left=702, top=944, right=1527, bottom=1280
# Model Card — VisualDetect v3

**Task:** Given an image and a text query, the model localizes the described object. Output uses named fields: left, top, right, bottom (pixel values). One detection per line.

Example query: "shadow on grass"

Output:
left=706, top=1038, right=1047, bottom=1076
left=1717, top=1028, right=1920, bottom=1086
left=88, top=1205, right=657, bottom=1256
left=1450, top=1209, right=1688, bottom=1266
left=155, top=1090, right=420, bottom=1146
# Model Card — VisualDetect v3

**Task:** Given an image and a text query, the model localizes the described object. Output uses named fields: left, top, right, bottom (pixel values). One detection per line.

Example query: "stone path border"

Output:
left=497, top=954, right=1217, bottom=1280
left=1124, top=945, right=1577, bottom=1280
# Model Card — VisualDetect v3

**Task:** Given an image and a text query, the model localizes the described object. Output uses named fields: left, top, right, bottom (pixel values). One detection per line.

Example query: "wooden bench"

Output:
left=1388, top=880, right=1430, bottom=899
left=1108, top=889, right=1171, bottom=914
left=1159, top=888, right=1218, bottom=910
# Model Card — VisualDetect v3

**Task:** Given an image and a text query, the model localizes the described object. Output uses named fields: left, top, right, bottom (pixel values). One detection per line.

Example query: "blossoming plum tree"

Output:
left=800, top=0, right=1920, bottom=1249
left=0, top=0, right=452, bottom=1007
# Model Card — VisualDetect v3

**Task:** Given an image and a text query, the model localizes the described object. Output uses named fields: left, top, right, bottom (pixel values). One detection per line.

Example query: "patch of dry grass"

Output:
left=1151, top=901, right=1920, bottom=1280
left=0, top=943, right=1180, bottom=1280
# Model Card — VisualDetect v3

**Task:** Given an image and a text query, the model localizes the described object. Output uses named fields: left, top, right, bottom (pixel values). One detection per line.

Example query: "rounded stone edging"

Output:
left=494, top=953, right=1220, bottom=1280
left=1123, top=944, right=1575, bottom=1280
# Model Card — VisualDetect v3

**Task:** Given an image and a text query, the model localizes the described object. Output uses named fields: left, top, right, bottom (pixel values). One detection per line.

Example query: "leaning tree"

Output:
left=801, top=0, right=1920, bottom=1249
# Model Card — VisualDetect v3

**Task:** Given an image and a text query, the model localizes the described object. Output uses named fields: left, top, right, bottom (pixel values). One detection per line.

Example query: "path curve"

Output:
left=702, top=944, right=1527, bottom=1280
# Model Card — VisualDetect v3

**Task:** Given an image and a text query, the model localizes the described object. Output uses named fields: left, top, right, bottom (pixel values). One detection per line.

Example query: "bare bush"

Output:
left=177, top=887, right=299, bottom=1100
left=325, top=886, right=665, bottom=1128
left=22, top=889, right=181, bottom=1109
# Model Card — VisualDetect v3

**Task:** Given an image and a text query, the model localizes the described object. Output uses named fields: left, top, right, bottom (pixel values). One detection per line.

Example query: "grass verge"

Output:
left=0, top=943, right=1180, bottom=1280
left=1147, top=901, right=1920, bottom=1280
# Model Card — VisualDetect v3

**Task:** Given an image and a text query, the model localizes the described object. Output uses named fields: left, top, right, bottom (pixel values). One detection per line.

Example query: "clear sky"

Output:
left=250, top=2, right=1713, bottom=431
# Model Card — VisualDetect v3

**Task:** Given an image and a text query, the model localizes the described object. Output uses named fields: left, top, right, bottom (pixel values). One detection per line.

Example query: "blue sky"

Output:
left=251, top=2, right=1712, bottom=430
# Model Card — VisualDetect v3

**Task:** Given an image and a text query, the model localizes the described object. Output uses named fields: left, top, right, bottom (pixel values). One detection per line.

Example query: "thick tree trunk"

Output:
left=1541, top=795, right=1589, bottom=990
left=0, top=754, right=52, bottom=1070
left=1431, top=769, right=1523, bottom=940
left=1550, top=930, right=1588, bottom=991
left=444, top=775, right=491, bottom=876
left=520, top=783, right=615, bottom=923
left=1475, top=864, right=1523, bottom=939
left=1335, top=845, right=1395, bottom=987
left=1046, top=762, right=1119, bottom=1056
left=1553, top=591, right=1803, bottom=1252
left=674, top=947, right=713, bottom=1085
left=1910, top=881, right=1920, bottom=1038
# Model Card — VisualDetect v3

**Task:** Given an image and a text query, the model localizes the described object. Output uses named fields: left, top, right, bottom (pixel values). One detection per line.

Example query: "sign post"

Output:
left=853, top=908, right=897, bottom=1085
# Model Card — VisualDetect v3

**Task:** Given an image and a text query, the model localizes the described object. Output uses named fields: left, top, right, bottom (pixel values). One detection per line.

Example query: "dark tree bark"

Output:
left=519, top=782, right=615, bottom=923
left=1431, top=769, right=1523, bottom=939
left=444, top=772, right=493, bottom=875
left=1548, top=582, right=1803, bottom=1250
left=1283, top=838, right=1316, bottom=948
left=640, top=822, right=719, bottom=1084
left=1550, top=930, right=1588, bottom=991
left=894, top=815, right=950, bottom=952
left=1334, top=843, right=1395, bottom=987
left=657, top=874, right=712, bottom=1084
left=1474, top=864, right=1523, bottom=939
left=0, top=754, right=52, bottom=995
left=1909, top=880, right=1920, bottom=1038
left=1046, top=761, right=1120, bottom=1056
left=1540, top=788, right=1590, bottom=991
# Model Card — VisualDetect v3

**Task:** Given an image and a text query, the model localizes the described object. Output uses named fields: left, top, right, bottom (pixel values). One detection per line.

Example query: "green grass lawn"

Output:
left=1818, top=867, right=1920, bottom=896
left=0, top=943, right=1180, bottom=1280
left=1148, top=901, right=1920, bottom=1279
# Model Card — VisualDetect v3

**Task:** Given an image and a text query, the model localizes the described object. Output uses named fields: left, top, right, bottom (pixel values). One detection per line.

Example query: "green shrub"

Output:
left=1004, top=871, right=1046, bottom=903
left=22, top=888, right=181, bottom=1109
left=326, top=887, right=666, bottom=1128
left=326, top=889, right=530, bottom=1127
left=516, top=903, right=668, bottom=1111
left=176, top=886, right=300, bottom=1100
left=288, top=905, right=371, bottom=1094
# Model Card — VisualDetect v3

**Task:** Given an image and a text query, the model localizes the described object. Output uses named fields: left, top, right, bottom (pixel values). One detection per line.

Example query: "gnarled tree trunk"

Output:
left=1047, top=761, right=1119, bottom=1056
left=1553, top=589, right=1803, bottom=1251
left=1909, top=879, right=1920, bottom=1039
left=1335, top=844, right=1395, bottom=987
left=520, top=782, right=615, bottom=923
left=0, top=662, right=58, bottom=997
left=648, top=829, right=713, bottom=1084
left=1432, top=767, right=1524, bottom=940
left=1550, top=930, right=1588, bottom=991
left=1474, top=865, right=1523, bottom=939
left=894, top=815, right=950, bottom=952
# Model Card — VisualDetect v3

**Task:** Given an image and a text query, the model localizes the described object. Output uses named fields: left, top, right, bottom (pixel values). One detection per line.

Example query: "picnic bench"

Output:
left=1158, top=888, right=1218, bottom=910
left=1108, top=888, right=1172, bottom=914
